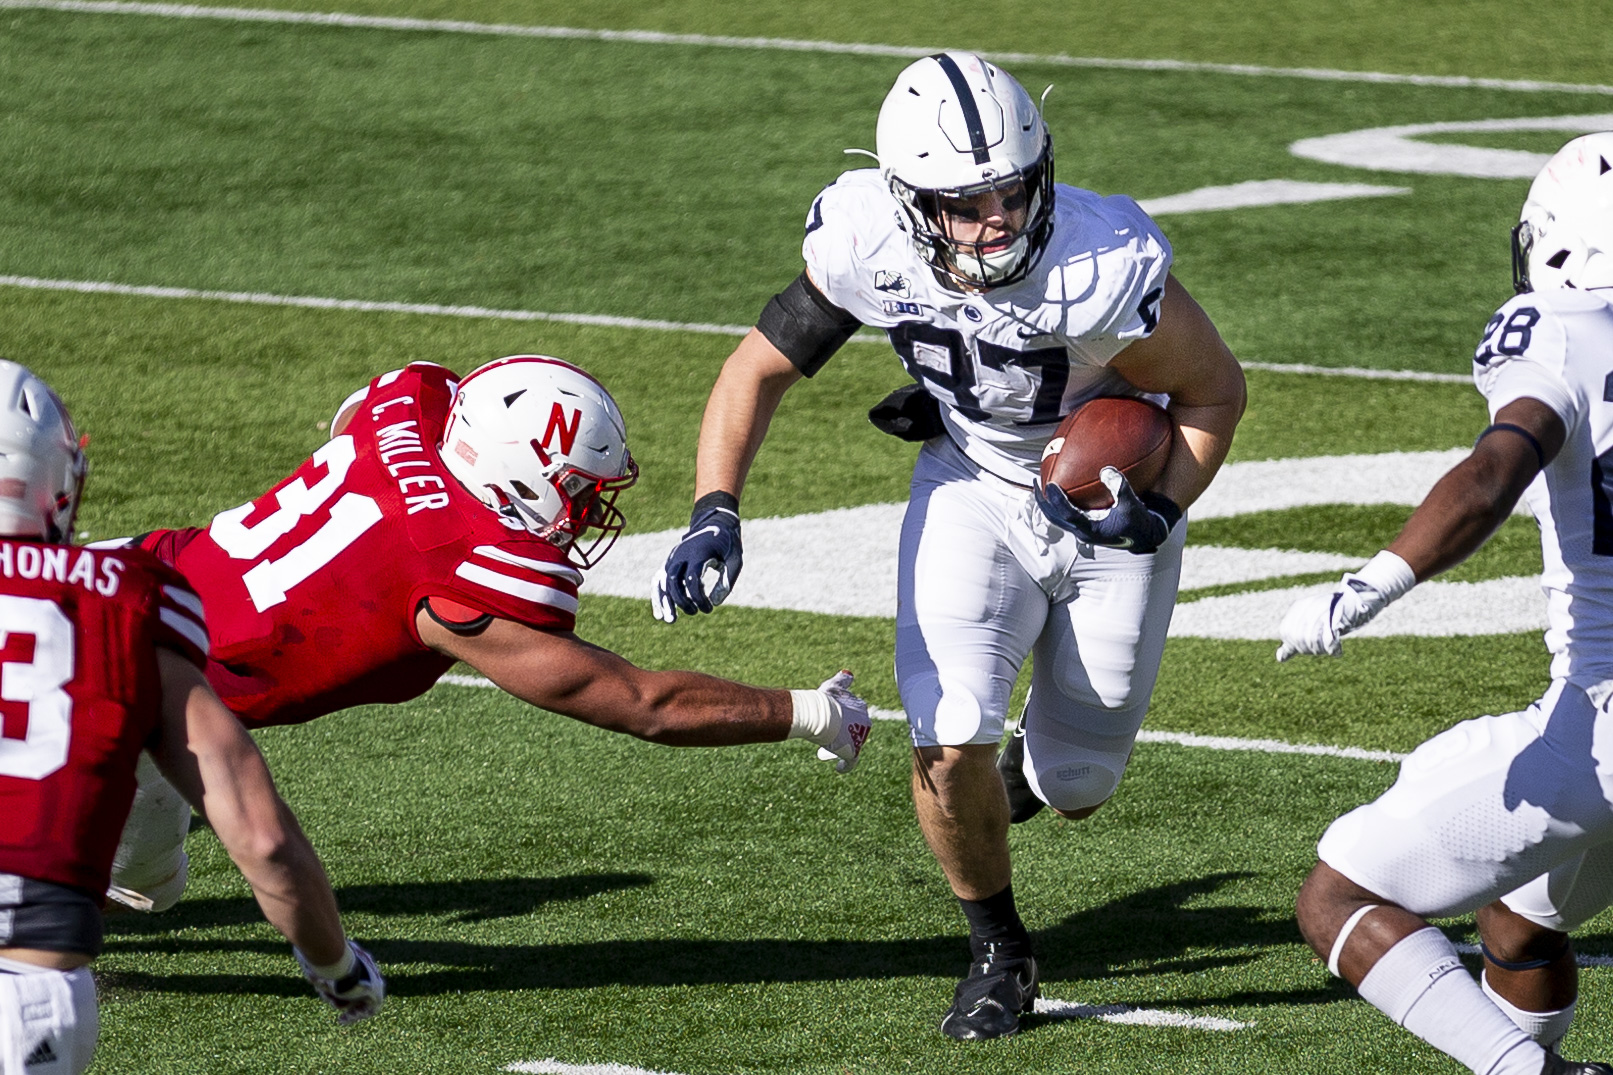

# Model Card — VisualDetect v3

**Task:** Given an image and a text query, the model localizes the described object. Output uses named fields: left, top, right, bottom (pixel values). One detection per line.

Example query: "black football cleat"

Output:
left=998, top=722, right=1045, bottom=824
left=1543, top=1056, right=1613, bottom=1075
left=939, top=943, right=1040, bottom=1041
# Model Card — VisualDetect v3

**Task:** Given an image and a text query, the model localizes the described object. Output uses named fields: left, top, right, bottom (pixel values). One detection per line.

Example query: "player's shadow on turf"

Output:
left=1027, top=870, right=1341, bottom=1011
left=101, top=869, right=1336, bottom=1012
left=102, top=873, right=655, bottom=936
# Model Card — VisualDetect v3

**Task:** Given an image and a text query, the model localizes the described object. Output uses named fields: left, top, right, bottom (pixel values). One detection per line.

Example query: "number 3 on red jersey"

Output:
left=0, top=596, right=74, bottom=781
left=210, top=436, right=384, bottom=612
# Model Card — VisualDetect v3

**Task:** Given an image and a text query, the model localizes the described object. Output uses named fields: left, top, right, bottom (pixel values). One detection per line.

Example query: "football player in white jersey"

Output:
left=652, top=52, right=1246, bottom=1039
left=1280, top=133, right=1613, bottom=1075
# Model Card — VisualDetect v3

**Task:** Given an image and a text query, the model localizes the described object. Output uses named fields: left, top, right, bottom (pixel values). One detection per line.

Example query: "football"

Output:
left=1039, top=396, right=1173, bottom=510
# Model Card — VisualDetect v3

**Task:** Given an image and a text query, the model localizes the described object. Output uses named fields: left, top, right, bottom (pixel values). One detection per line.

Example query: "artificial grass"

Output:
left=2, top=2, right=1603, bottom=1071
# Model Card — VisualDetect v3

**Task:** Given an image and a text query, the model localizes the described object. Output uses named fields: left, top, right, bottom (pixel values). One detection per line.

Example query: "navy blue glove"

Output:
left=652, top=492, right=743, bottom=622
left=1034, top=467, right=1181, bottom=554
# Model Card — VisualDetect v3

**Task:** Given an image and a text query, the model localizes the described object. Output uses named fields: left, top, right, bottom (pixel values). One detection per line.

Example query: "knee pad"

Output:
left=1020, top=717, right=1135, bottom=813
left=108, top=756, right=192, bottom=913
left=107, top=854, right=188, bottom=915
left=897, top=665, right=1013, bottom=747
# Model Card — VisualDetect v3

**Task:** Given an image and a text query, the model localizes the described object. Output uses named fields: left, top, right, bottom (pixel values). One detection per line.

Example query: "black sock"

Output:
left=959, top=883, right=1032, bottom=959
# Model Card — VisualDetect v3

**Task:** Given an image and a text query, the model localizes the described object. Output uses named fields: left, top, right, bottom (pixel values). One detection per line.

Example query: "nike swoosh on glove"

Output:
left=652, top=500, right=742, bottom=623
left=1275, top=551, right=1417, bottom=661
left=1034, top=467, right=1181, bottom=555
left=296, top=941, right=386, bottom=1025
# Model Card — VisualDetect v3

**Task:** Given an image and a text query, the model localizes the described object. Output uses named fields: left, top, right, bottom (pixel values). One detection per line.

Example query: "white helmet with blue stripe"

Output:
left=875, top=51, right=1055, bottom=290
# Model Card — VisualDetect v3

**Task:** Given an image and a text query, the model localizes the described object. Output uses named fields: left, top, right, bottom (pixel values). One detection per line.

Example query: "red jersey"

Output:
left=143, top=363, right=582, bottom=728
left=0, top=543, right=208, bottom=895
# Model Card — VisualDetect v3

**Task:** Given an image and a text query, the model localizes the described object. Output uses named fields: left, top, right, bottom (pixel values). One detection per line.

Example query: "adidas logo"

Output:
left=24, top=1038, right=58, bottom=1067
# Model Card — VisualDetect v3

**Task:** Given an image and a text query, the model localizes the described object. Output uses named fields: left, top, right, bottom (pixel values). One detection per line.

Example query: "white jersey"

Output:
left=1472, top=287, right=1613, bottom=683
left=803, top=169, right=1172, bottom=484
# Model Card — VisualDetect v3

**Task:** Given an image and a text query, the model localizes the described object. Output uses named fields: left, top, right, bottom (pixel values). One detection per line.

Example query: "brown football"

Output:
left=1039, top=397, right=1173, bottom=510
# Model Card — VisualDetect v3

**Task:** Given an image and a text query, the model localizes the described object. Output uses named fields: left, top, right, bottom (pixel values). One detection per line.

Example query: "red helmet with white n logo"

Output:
left=439, top=355, right=637, bottom=567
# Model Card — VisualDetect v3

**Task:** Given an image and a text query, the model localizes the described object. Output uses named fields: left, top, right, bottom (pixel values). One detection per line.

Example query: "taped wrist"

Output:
left=757, top=272, right=862, bottom=377
left=692, top=491, right=739, bottom=519
left=300, top=943, right=356, bottom=981
left=1352, top=550, right=1417, bottom=602
left=787, top=688, right=838, bottom=747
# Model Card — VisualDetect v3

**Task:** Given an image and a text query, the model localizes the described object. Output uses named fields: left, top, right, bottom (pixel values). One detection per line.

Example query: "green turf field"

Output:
left=2, top=1, right=1610, bottom=1071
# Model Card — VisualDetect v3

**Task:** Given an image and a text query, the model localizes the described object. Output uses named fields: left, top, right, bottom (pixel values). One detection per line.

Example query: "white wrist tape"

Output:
left=303, top=943, right=356, bottom=981
left=787, top=689, right=836, bottom=747
left=1354, top=550, right=1416, bottom=603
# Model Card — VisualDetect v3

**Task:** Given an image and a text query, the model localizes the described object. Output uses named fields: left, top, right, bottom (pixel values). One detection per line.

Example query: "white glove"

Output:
left=788, top=670, right=873, bottom=774
left=296, top=940, right=386, bottom=1025
left=1276, top=551, right=1417, bottom=661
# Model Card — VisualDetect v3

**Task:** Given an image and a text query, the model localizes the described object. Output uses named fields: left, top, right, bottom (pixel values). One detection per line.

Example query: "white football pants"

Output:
left=0, top=958, right=96, bottom=1075
left=107, top=752, right=191, bottom=913
left=1321, top=678, right=1613, bottom=931
left=895, top=437, right=1183, bottom=813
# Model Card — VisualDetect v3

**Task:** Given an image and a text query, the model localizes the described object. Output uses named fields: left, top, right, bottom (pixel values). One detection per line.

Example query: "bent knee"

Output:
left=1030, top=758, right=1124, bottom=815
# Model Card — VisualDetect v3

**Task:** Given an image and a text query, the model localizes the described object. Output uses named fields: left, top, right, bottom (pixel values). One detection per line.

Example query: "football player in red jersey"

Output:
left=0, top=362, right=384, bottom=1075
left=108, top=355, right=872, bottom=913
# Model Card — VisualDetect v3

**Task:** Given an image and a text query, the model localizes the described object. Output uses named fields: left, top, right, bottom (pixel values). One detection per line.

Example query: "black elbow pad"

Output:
left=756, top=272, right=862, bottom=377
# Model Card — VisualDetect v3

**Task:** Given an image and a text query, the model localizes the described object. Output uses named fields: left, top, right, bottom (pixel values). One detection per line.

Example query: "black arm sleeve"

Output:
left=756, top=271, right=863, bottom=377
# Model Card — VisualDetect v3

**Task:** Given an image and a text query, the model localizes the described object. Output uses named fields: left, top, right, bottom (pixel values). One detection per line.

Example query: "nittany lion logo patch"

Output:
left=874, top=270, right=912, bottom=298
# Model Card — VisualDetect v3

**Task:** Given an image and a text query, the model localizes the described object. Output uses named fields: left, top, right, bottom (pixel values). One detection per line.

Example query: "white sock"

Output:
left=1357, top=928, right=1543, bottom=1075
left=1483, top=970, right=1575, bottom=1050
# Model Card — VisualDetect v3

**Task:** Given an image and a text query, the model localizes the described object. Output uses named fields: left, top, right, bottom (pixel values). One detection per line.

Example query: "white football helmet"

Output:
left=1512, top=132, right=1613, bottom=293
left=0, top=360, right=86, bottom=543
left=440, top=355, right=637, bottom=567
left=875, top=51, right=1055, bottom=289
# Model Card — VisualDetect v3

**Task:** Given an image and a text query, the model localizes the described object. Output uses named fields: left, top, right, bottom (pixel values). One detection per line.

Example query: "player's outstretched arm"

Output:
left=421, top=612, right=872, bottom=770
left=1276, top=397, right=1564, bottom=660
left=1107, top=274, right=1247, bottom=511
left=149, top=650, right=384, bottom=1022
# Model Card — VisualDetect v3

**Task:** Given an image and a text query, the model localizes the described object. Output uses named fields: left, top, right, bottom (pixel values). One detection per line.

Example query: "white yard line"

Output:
left=505, top=994, right=1247, bottom=1073
left=580, top=449, right=1540, bottom=632
left=4, top=0, right=1612, bottom=97
left=1138, top=179, right=1409, bottom=216
left=440, top=675, right=1407, bottom=763
left=0, top=273, right=1475, bottom=381
left=1238, top=361, right=1468, bottom=384
left=1033, top=997, right=1251, bottom=1030
left=0, top=274, right=757, bottom=337
left=1133, top=729, right=1404, bottom=763
left=506, top=1063, right=681, bottom=1075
